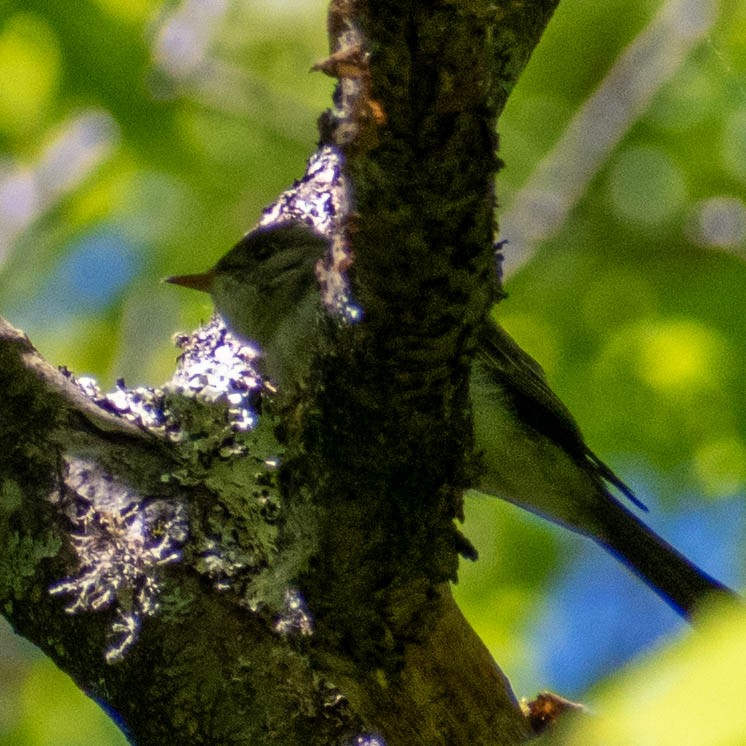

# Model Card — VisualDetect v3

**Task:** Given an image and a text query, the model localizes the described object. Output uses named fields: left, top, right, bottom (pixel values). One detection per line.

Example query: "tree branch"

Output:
left=0, top=1, right=561, bottom=742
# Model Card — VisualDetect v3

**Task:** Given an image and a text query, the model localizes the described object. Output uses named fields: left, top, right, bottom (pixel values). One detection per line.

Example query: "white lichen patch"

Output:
left=351, top=735, right=387, bottom=746
left=49, top=456, right=188, bottom=663
left=167, top=315, right=262, bottom=436
left=273, top=587, right=313, bottom=637
left=61, top=317, right=262, bottom=442
left=56, top=319, right=289, bottom=651
left=260, top=146, right=362, bottom=325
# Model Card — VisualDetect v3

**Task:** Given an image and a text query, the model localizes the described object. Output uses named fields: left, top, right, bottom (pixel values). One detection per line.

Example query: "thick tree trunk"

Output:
left=0, top=1, right=559, bottom=743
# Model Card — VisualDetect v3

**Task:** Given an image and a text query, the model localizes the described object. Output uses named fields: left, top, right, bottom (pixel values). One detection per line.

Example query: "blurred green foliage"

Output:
left=551, top=600, right=746, bottom=744
left=0, top=0, right=744, bottom=743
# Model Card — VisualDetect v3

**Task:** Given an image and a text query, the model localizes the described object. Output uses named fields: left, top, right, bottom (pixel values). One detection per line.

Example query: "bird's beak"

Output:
left=164, top=270, right=215, bottom=293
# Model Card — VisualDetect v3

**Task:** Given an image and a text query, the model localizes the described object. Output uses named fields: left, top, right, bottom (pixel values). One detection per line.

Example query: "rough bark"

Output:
left=0, top=1, right=559, bottom=743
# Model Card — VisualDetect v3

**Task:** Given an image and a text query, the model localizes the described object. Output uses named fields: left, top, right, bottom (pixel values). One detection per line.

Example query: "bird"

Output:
left=166, top=222, right=329, bottom=391
left=167, top=221, right=734, bottom=619
left=471, top=321, right=732, bottom=618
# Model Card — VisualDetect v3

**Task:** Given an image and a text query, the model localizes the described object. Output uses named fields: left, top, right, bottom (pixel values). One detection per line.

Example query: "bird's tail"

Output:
left=595, top=498, right=736, bottom=619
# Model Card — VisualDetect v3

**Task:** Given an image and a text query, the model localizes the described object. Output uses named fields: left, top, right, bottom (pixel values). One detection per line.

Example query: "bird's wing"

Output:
left=476, top=320, right=645, bottom=510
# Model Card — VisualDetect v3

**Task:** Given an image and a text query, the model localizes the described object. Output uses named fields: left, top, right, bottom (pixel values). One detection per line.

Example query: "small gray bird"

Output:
left=168, top=221, right=733, bottom=619
left=167, top=222, right=327, bottom=390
